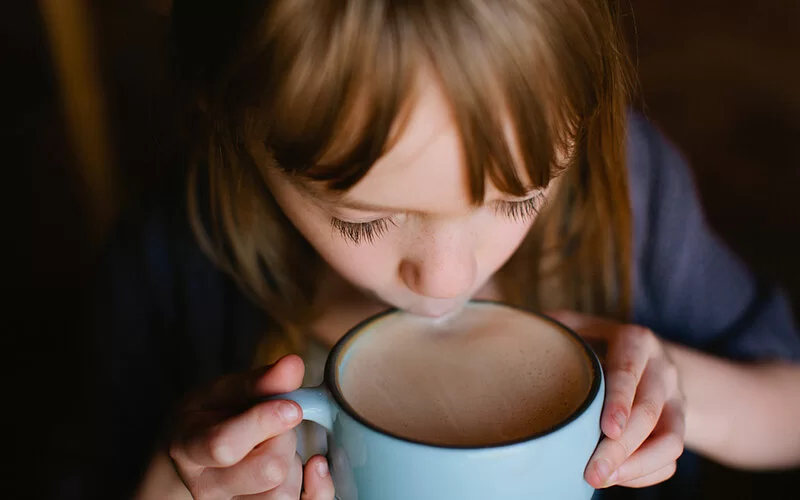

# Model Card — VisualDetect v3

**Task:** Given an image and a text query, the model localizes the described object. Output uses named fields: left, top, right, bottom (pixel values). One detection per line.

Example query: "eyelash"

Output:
left=496, top=192, right=545, bottom=222
left=331, top=193, right=545, bottom=245
left=330, top=217, right=394, bottom=245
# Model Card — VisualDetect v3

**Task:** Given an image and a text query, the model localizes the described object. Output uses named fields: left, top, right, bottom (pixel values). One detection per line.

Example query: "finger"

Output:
left=544, top=310, right=610, bottom=363
left=301, top=455, right=335, bottom=500
left=599, top=326, right=654, bottom=439
left=201, top=355, right=306, bottom=410
left=612, top=400, right=685, bottom=485
left=545, top=310, right=612, bottom=333
left=182, top=399, right=302, bottom=467
left=204, top=430, right=298, bottom=496
left=585, top=359, right=668, bottom=488
left=256, top=452, right=303, bottom=500
left=253, top=354, right=306, bottom=396
left=615, top=462, right=677, bottom=488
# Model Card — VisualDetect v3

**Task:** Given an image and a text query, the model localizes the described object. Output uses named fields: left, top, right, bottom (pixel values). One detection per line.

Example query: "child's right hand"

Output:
left=167, top=354, right=334, bottom=499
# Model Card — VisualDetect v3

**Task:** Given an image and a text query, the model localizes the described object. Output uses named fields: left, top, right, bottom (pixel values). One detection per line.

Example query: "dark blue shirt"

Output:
left=75, top=113, right=800, bottom=499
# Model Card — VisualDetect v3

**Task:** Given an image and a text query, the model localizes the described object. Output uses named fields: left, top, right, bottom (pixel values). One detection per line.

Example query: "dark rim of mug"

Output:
left=323, top=300, right=603, bottom=450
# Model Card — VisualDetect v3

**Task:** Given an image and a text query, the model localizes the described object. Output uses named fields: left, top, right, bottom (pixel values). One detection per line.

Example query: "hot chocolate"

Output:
left=338, top=303, right=593, bottom=446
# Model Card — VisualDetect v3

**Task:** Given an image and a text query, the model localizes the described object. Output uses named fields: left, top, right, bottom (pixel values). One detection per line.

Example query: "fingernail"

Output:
left=278, top=402, right=300, bottom=423
left=316, top=459, right=329, bottom=477
left=594, top=458, right=613, bottom=483
left=613, top=411, right=627, bottom=432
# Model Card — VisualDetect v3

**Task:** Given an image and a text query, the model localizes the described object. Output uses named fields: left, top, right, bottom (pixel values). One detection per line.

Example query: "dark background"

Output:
left=4, top=1, right=798, bottom=498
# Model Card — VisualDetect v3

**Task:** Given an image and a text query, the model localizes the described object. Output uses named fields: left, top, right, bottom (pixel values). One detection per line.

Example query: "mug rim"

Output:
left=323, top=300, right=603, bottom=450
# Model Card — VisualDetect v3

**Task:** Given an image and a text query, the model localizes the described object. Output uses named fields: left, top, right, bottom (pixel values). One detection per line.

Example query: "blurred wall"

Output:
left=5, top=2, right=93, bottom=499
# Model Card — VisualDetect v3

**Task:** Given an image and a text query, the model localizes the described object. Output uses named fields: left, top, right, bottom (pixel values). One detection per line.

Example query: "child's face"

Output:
left=266, top=76, right=548, bottom=318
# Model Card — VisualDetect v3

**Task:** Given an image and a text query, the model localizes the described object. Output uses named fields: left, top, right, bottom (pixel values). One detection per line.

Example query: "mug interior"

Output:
left=323, top=300, right=602, bottom=449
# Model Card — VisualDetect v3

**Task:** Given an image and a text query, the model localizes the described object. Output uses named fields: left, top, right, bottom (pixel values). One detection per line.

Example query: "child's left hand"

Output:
left=547, top=310, right=686, bottom=489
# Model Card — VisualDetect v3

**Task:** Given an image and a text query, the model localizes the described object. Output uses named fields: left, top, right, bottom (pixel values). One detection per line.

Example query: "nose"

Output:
left=399, top=229, right=477, bottom=299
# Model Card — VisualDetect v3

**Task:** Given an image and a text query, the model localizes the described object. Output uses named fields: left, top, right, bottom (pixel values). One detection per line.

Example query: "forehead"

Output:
left=334, top=75, right=531, bottom=213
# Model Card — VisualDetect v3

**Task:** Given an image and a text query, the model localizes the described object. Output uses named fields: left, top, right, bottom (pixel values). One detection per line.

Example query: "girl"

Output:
left=90, top=1, right=800, bottom=499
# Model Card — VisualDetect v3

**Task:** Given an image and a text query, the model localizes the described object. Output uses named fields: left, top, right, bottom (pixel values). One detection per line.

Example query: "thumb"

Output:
left=545, top=309, right=612, bottom=336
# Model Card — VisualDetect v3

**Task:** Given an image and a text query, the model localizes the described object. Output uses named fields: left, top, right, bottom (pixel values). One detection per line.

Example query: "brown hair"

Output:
left=173, top=0, right=633, bottom=344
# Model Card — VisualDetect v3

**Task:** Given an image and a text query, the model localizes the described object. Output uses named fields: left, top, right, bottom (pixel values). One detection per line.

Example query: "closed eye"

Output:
left=330, top=217, right=394, bottom=245
left=330, top=192, right=545, bottom=244
left=495, top=192, right=545, bottom=221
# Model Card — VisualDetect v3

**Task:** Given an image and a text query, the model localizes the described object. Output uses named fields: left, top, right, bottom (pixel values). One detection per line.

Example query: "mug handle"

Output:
left=268, top=386, right=335, bottom=432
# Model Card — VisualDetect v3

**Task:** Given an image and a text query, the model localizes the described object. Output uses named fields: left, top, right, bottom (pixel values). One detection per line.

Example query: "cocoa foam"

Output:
left=338, top=303, right=593, bottom=446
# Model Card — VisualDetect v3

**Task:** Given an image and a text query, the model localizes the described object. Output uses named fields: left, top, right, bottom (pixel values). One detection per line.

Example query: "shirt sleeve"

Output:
left=627, top=113, right=800, bottom=362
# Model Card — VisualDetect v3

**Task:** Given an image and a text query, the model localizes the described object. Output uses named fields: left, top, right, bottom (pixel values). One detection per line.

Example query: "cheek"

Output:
left=475, top=217, right=533, bottom=273
left=318, top=238, right=399, bottom=290
left=269, top=181, right=400, bottom=289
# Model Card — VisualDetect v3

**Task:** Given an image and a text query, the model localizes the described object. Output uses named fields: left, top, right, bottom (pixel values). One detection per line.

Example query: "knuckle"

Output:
left=608, top=388, right=632, bottom=409
left=259, top=456, right=289, bottom=487
left=614, top=359, right=639, bottom=385
left=640, top=398, right=663, bottom=425
left=206, top=427, right=234, bottom=465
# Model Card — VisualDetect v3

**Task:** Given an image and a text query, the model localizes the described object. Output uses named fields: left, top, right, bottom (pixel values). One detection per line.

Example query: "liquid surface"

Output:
left=338, top=304, right=593, bottom=446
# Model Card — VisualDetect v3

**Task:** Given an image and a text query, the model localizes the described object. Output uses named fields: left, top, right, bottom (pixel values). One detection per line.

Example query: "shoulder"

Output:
left=622, top=112, right=800, bottom=360
left=623, top=111, right=704, bottom=308
left=624, top=111, right=697, bottom=231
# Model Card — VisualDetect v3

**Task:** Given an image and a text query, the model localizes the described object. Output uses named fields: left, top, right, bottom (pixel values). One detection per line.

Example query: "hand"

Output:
left=167, top=354, right=335, bottom=499
left=547, top=311, right=686, bottom=489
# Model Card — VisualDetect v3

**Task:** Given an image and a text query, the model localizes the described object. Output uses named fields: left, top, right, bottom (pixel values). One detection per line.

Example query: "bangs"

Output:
left=244, top=0, right=607, bottom=201
left=184, top=0, right=633, bottom=329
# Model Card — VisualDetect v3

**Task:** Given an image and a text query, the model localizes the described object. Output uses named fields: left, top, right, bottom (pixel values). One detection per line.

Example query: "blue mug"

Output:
left=273, top=301, right=604, bottom=500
